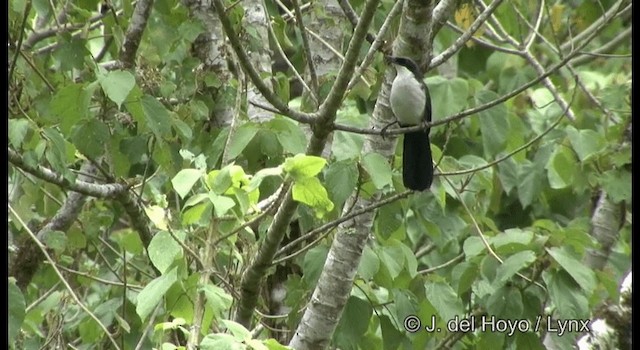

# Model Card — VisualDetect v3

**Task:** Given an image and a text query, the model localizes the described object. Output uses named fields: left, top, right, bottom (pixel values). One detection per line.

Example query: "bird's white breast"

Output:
left=389, top=66, right=426, bottom=125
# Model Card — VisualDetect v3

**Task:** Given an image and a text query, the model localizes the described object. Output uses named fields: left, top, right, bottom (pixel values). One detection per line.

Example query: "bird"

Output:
left=387, top=55, right=434, bottom=191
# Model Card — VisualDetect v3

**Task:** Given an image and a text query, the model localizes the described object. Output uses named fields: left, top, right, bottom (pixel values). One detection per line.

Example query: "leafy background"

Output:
left=8, top=0, right=631, bottom=349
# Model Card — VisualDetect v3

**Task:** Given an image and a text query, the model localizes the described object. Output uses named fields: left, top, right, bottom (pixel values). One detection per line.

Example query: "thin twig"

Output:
left=9, top=205, right=122, bottom=350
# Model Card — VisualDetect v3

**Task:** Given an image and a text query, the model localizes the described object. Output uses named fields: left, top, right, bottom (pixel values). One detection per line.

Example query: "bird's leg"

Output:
left=380, top=120, right=399, bottom=140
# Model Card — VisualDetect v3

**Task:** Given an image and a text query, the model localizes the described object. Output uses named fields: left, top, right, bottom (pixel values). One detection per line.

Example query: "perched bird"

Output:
left=387, top=56, right=433, bottom=191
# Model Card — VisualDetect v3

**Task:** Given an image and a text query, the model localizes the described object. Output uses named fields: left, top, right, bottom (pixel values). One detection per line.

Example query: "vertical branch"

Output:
left=119, top=0, right=155, bottom=68
left=291, top=0, right=320, bottom=100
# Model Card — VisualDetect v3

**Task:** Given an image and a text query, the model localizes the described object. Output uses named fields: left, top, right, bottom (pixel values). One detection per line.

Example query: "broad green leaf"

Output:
left=8, top=279, right=26, bottom=343
left=202, top=286, right=233, bottom=318
left=292, top=177, right=334, bottom=218
left=492, top=228, right=534, bottom=255
left=600, top=169, right=632, bottom=203
left=268, top=117, right=306, bottom=155
left=331, top=131, right=365, bottom=161
left=53, top=35, right=90, bottom=72
left=284, top=154, right=327, bottom=179
left=486, top=286, right=523, bottom=319
left=515, top=332, right=545, bottom=349
left=43, top=127, right=74, bottom=178
left=358, top=245, right=380, bottom=281
left=451, top=261, right=479, bottom=294
left=379, top=243, right=405, bottom=279
left=200, top=334, right=238, bottom=350
left=110, top=228, right=144, bottom=255
left=476, top=90, right=508, bottom=157
left=425, top=76, right=469, bottom=121
left=136, top=267, right=179, bottom=322
left=566, top=127, right=605, bottom=162
left=547, top=247, right=596, bottom=293
left=181, top=202, right=212, bottom=226
left=43, top=230, right=67, bottom=254
left=71, top=119, right=110, bottom=158
left=517, top=160, right=543, bottom=208
left=380, top=315, right=403, bottom=350
left=543, top=270, right=589, bottom=319
left=333, top=297, right=372, bottom=349
left=492, top=250, right=536, bottom=288
left=463, top=236, right=486, bottom=257
left=172, top=168, right=202, bottom=199
left=9, top=119, right=30, bottom=148
left=424, top=280, right=464, bottom=321
left=141, top=95, right=172, bottom=138
left=497, top=156, right=519, bottom=194
left=362, top=153, right=392, bottom=189
left=303, top=245, right=329, bottom=286
left=148, top=230, right=184, bottom=273
left=226, top=123, right=259, bottom=160
left=246, top=166, right=283, bottom=192
left=263, top=338, right=292, bottom=350
left=546, top=145, right=578, bottom=189
left=50, top=83, right=90, bottom=133
left=208, top=193, right=236, bottom=217
left=324, top=160, right=358, bottom=208
left=101, top=70, right=136, bottom=108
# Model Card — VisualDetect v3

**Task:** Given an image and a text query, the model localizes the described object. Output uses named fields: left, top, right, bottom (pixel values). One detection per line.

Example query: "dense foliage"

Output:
left=8, top=0, right=631, bottom=349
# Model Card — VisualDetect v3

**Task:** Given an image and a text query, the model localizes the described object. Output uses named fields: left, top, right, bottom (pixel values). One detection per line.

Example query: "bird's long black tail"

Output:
left=402, top=130, right=433, bottom=191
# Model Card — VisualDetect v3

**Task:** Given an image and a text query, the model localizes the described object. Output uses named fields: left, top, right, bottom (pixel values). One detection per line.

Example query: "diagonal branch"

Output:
left=8, top=148, right=129, bottom=198
left=119, top=0, right=155, bottom=67
left=211, top=0, right=315, bottom=124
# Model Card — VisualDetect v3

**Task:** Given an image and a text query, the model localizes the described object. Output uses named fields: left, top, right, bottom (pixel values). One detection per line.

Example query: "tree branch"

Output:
left=8, top=148, right=129, bottom=198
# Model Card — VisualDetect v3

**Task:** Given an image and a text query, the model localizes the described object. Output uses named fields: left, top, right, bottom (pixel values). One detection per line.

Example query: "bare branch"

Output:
left=429, top=0, right=505, bottom=69
left=8, top=148, right=129, bottom=198
left=120, top=0, right=155, bottom=67
left=211, top=0, right=315, bottom=124
left=291, top=0, right=320, bottom=98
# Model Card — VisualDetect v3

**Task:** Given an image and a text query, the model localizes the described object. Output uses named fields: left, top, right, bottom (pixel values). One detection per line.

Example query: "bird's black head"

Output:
left=385, top=55, right=423, bottom=79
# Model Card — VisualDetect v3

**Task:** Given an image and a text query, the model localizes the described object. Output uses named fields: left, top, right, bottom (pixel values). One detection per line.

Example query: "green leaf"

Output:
left=497, top=157, right=519, bottom=194
left=543, top=270, right=589, bottom=319
left=362, top=153, right=392, bottom=189
left=303, top=245, right=329, bottom=286
left=9, top=119, right=30, bottom=148
left=545, top=146, right=578, bottom=189
left=172, top=168, right=202, bottom=199
left=43, top=230, right=67, bottom=254
left=486, top=286, right=523, bottom=319
left=246, top=166, right=283, bottom=192
left=292, top=177, right=334, bottom=218
left=380, top=315, right=404, bottom=350
left=547, top=247, right=596, bottom=293
left=136, top=267, right=179, bottom=322
left=331, top=131, right=365, bottom=161
left=8, top=279, right=26, bottom=343
left=284, top=154, right=327, bottom=179
left=141, top=95, right=172, bottom=138
left=148, top=231, right=184, bottom=273
left=600, top=169, right=632, bottom=203
left=220, top=319, right=251, bottom=340
left=566, top=127, right=605, bottom=162
left=451, top=261, right=479, bottom=294
left=476, top=90, right=508, bottom=157
left=463, top=236, right=486, bottom=257
left=101, top=70, right=136, bottom=108
left=71, top=119, right=110, bottom=158
left=424, top=280, right=464, bottom=321
left=324, top=160, right=358, bottom=207
left=333, top=296, right=372, bottom=349
left=202, top=285, right=233, bottom=318
left=50, top=83, right=90, bottom=133
left=492, top=251, right=536, bottom=288
left=208, top=193, right=236, bottom=217
left=110, top=228, right=144, bottom=255
left=426, top=76, right=469, bottom=121
left=226, top=123, right=259, bottom=160
left=517, top=160, right=543, bottom=208
left=268, top=117, right=307, bottom=155
left=53, top=35, right=90, bottom=72
left=357, top=245, right=380, bottom=280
